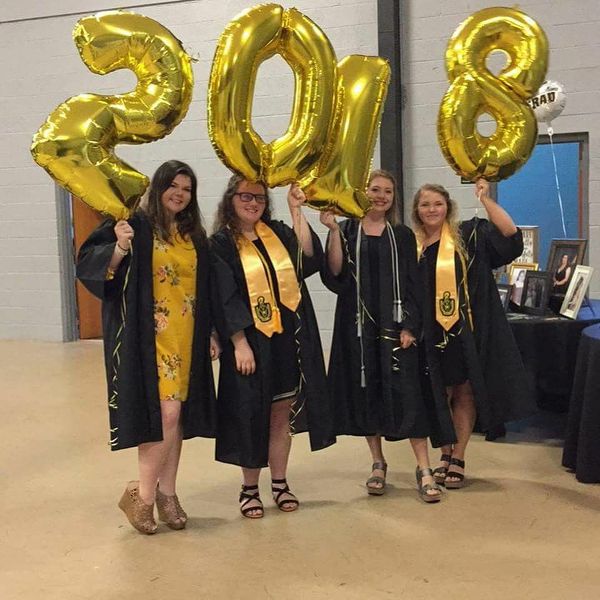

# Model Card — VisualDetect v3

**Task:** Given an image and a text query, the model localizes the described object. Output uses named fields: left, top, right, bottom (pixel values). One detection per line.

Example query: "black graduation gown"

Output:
left=419, top=217, right=535, bottom=433
left=321, top=219, right=456, bottom=447
left=76, top=213, right=217, bottom=451
left=210, top=220, right=336, bottom=468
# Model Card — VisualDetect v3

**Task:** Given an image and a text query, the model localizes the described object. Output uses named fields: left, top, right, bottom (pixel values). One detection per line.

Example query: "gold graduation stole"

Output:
left=435, top=221, right=459, bottom=331
left=237, top=221, right=301, bottom=337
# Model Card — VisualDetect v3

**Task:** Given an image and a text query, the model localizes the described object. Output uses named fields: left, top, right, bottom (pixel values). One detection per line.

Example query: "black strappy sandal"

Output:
left=366, top=461, right=388, bottom=496
left=433, top=453, right=452, bottom=485
left=271, top=478, right=299, bottom=512
left=239, top=484, right=264, bottom=519
left=445, top=457, right=466, bottom=489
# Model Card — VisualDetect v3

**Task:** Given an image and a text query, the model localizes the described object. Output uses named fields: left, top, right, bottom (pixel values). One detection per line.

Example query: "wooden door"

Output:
left=72, top=197, right=103, bottom=339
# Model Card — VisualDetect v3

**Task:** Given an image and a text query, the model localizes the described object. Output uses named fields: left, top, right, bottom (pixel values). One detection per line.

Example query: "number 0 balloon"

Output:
left=208, top=4, right=337, bottom=188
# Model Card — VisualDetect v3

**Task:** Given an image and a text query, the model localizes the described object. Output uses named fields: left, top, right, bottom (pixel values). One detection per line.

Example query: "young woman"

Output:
left=510, top=268, right=527, bottom=305
left=553, top=253, right=573, bottom=294
left=77, top=160, right=218, bottom=534
left=210, top=175, right=335, bottom=518
left=320, top=170, right=455, bottom=503
left=413, top=179, right=533, bottom=489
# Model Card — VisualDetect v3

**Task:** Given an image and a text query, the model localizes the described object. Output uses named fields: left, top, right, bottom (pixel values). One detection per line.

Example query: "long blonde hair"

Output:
left=411, top=183, right=466, bottom=258
left=367, top=169, right=400, bottom=226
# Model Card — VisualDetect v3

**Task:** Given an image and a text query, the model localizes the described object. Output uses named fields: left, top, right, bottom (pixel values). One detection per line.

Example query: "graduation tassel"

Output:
left=394, top=299, right=404, bottom=323
left=355, top=223, right=367, bottom=387
left=386, top=223, right=405, bottom=325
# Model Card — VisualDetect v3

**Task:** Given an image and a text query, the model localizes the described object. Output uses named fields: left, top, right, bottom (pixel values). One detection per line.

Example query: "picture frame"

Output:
left=508, top=262, right=539, bottom=306
left=513, top=226, right=539, bottom=264
left=496, top=283, right=513, bottom=312
left=521, top=271, right=552, bottom=315
left=546, top=239, right=587, bottom=298
left=560, top=266, right=595, bottom=319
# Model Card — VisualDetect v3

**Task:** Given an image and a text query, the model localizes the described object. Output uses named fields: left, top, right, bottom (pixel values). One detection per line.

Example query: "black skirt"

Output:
left=253, top=238, right=301, bottom=402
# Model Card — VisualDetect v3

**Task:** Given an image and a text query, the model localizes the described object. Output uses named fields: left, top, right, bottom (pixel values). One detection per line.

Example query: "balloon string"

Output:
left=548, top=127, right=568, bottom=237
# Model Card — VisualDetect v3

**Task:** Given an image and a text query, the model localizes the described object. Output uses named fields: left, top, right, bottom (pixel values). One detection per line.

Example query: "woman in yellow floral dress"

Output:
left=78, top=160, right=219, bottom=534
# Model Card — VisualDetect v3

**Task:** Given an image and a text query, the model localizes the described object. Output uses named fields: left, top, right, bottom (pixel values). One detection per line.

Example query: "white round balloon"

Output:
left=527, top=80, right=567, bottom=124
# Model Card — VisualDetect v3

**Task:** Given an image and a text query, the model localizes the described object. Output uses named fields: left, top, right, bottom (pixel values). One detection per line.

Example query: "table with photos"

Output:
left=484, top=300, right=600, bottom=440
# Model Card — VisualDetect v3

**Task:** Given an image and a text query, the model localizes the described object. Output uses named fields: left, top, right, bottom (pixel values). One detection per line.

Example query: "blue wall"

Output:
left=498, top=142, right=580, bottom=268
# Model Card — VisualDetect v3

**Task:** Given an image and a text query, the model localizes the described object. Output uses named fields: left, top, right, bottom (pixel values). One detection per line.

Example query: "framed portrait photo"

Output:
left=513, top=226, right=539, bottom=264
left=521, top=271, right=552, bottom=315
left=496, top=283, right=513, bottom=312
left=560, top=266, right=595, bottom=319
left=546, top=239, right=587, bottom=297
left=508, top=262, right=539, bottom=306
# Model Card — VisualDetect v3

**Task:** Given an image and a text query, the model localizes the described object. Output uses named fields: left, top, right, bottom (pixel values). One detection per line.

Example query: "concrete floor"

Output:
left=2, top=340, right=599, bottom=600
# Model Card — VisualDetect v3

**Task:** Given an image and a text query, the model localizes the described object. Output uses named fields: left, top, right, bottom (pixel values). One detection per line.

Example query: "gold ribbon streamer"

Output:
left=435, top=222, right=459, bottom=331
left=108, top=240, right=134, bottom=448
left=237, top=221, right=301, bottom=337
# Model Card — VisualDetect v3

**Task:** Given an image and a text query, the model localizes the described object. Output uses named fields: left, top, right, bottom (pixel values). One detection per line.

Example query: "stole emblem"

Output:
left=439, top=291, right=456, bottom=317
left=254, top=296, right=272, bottom=322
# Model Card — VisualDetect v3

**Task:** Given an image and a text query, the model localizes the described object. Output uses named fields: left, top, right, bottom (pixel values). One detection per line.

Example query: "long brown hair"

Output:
left=411, top=183, right=465, bottom=257
left=145, top=160, right=206, bottom=243
left=212, top=173, right=272, bottom=237
left=367, top=169, right=400, bottom=225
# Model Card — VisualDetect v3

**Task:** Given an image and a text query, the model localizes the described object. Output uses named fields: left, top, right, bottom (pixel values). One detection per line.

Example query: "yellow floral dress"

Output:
left=152, top=232, right=197, bottom=402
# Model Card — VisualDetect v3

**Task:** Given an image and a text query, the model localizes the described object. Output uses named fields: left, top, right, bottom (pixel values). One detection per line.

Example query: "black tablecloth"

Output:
left=562, top=323, right=600, bottom=483
left=507, top=300, right=600, bottom=412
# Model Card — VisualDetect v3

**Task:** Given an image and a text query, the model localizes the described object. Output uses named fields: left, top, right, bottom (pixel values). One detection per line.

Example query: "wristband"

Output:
left=115, top=243, right=129, bottom=256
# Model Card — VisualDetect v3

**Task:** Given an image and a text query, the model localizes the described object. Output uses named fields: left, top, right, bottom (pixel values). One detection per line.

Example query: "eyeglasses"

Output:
left=234, top=192, right=267, bottom=204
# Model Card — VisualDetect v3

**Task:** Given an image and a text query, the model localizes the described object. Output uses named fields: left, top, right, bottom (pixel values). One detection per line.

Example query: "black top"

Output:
left=252, top=237, right=296, bottom=335
left=210, top=221, right=335, bottom=468
left=321, top=219, right=456, bottom=446
left=419, top=240, right=468, bottom=387
left=419, top=239, right=464, bottom=346
left=553, top=265, right=570, bottom=295
left=419, top=218, right=535, bottom=433
left=365, top=234, right=382, bottom=326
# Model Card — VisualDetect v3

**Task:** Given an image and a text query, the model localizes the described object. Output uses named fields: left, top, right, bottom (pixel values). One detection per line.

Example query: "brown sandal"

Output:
left=156, top=487, right=187, bottom=530
left=118, top=481, right=157, bottom=535
left=366, top=461, right=388, bottom=495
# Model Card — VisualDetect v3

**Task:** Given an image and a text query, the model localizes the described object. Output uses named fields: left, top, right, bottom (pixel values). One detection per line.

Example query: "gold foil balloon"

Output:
left=301, top=55, right=391, bottom=218
left=208, top=3, right=337, bottom=187
left=437, top=7, right=548, bottom=181
left=31, top=11, right=194, bottom=220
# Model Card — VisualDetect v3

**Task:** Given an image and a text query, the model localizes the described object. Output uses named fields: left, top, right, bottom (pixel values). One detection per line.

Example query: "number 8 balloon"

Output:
left=437, top=7, right=548, bottom=181
left=31, top=11, right=194, bottom=220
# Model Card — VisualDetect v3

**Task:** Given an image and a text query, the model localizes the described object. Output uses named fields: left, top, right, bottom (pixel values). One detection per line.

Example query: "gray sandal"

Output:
left=416, top=467, right=442, bottom=503
left=366, top=461, right=388, bottom=495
